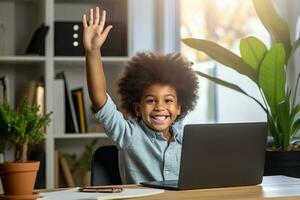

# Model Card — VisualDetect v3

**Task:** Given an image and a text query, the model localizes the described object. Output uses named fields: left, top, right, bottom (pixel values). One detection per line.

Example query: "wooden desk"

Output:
left=38, top=176, right=300, bottom=200
left=136, top=176, right=300, bottom=200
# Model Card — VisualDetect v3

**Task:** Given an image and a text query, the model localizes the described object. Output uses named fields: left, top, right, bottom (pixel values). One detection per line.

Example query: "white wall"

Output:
left=130, top=0, right=157, bottom=53
left=216, top=66, right=267, bottom=123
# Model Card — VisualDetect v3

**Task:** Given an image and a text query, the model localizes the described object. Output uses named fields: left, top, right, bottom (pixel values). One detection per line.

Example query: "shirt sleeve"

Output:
left=93, top=94, right=135, bottom=148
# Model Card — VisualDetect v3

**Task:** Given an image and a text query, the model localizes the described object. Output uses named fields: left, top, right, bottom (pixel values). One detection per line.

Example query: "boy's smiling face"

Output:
left=134, top=84, right=181, bottom=137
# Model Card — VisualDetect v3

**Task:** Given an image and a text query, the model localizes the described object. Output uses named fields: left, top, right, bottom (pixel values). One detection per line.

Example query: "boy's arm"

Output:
left=82, top=7, right=113, bottom=110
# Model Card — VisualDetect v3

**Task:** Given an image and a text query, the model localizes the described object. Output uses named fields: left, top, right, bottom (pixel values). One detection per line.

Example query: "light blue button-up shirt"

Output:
left=94, top=95, right=183, bottom=184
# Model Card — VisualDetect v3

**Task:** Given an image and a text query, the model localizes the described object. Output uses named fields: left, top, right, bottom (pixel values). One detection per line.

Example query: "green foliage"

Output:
left=259, top=43, right=286, bottom=114
left=0, top=101, right=52, bottom=162
left=60, top=139, right=98, bottom=186
left=240, top=36, right=267, bottom=71
left=182, top=0, right=300, bottom=150
left=182, top=38, right=258, bottom=83
left=75, top=139, right=98, bottom=173
left=252, top=0, right=292, bottom=60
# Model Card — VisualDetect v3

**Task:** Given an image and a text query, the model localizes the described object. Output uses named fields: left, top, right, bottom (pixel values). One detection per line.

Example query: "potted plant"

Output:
left=0, top=101, right=51, bottom=199
left=182, top=0, right=300, bottom=176
left=75, top=138, right=98, bottom=186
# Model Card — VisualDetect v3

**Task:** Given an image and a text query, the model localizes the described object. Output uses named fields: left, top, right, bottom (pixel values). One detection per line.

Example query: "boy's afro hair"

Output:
left=118, top=52, right=198, bottom=120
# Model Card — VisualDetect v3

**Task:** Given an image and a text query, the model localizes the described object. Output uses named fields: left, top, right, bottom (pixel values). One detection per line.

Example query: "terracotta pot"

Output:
left=0, top=161, right=40, bottom=195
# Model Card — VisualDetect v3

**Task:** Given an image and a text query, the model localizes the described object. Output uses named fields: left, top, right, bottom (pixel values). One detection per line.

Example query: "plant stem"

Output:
left=292, top=73, right=300, bottom=107
left=258, top=86, right=270, bottom=115
left=16, top=143, right=28, bottom=162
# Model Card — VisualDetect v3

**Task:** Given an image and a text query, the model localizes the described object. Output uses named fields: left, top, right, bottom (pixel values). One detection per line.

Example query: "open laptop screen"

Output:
left=141, top=122, right=267, bottom=190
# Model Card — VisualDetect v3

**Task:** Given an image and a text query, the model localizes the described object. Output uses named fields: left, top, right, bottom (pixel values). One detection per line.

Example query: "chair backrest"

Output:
left=90, top=145, right=122, bottom=186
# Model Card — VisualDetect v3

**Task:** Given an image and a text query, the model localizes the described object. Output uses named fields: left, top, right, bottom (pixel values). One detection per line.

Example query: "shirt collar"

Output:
left=138, top=119, right=183, bottom=143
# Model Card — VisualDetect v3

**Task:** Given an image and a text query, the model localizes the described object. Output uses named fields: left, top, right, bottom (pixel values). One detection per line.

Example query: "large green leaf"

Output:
left=277, top=100, right=290, bottom=148
left=259, top=43, right=286, bottom=114
left=291, top=118, right=300, bottom=138
left=195, top=71, right=267, bottom=112
left=182, top=38, right=258, bottom=83
left=252, top=0, right=292, bottom=61
left=267, top=114, right=280, bottom=146
left=240, top=36, right=268, bottom=71
left=290, top=104, right=300, bottom=139
left=290, top=103, right=300, bottom=123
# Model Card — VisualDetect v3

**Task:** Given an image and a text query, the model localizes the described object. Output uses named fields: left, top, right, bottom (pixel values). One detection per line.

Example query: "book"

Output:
left=17, top=80, right=38, bottom=109
left=55, top=72, right=79, bottom=133
left=35, top=83, right=45, bottom=115
left=71, top=88, right=87, bottom=133
left=0, top=83, right=3, bottom=103
left=26, top=24, right=49, bottom=55
left=40, top=187, right=165, bottom=200
left=0, top=172, right=2, bottom=193
left=54, top=150, right=60, bottom=188
left=0, top=76, right=9, bottom=103
left=59, top=155, right=75, bottom=188
left=53, top=80, right=65, bottom=136
left=54, top=21, right=127, bottom=56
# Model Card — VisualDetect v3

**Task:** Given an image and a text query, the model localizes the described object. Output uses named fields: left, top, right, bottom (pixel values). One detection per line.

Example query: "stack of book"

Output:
left=55, top=72, right=88, bottom=134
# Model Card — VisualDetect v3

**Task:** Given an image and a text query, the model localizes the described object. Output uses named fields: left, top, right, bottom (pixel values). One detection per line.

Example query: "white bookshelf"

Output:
left=0, top=56, right=46, bottom=63
left=0, top=0, right=166, bottom=188
left=0, top=0, right=131, bottom=188
left=54, top=56, right=130, bottom=63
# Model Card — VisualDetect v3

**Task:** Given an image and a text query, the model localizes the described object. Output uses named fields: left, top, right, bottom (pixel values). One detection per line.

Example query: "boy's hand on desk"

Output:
left=82, top=6, right=113, bottom=52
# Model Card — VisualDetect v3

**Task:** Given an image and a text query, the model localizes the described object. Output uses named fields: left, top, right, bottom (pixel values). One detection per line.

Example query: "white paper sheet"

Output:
left=39, top=187, right=164, bottom=200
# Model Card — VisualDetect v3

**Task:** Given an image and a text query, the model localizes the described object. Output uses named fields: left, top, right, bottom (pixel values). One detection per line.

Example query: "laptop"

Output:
left=140, top=122, right=267, bottom=190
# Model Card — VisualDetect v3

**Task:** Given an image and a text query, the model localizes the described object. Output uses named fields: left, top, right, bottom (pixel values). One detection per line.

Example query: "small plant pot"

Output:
left=80, top=171, right=91, bottom=186
left=0, top=161, right=40, bottom=197
left=264, top=150, right=300, bottom=178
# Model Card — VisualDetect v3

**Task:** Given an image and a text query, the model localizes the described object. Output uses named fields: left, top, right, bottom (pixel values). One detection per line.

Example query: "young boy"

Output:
left=82, top=7, right=198, bottom=184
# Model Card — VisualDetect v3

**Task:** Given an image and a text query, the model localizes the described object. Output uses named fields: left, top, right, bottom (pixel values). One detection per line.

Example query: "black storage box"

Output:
left=55, top=21, right=127, bottom=56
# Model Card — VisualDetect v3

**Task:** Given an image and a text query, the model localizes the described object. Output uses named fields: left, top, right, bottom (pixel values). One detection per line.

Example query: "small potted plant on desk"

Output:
left=0, top=101, right=51, bottom=200
left=182, top=0, right=300, bottom=177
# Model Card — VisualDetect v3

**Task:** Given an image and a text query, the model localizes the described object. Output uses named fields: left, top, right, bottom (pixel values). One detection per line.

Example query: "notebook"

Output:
left=39, top=187, right=164, bottom=200
left=141, top=122, right=267, bottom=190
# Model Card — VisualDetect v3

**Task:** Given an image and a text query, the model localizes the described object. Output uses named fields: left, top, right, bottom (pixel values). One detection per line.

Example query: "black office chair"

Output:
left=90, top=145, right=122, bottom=186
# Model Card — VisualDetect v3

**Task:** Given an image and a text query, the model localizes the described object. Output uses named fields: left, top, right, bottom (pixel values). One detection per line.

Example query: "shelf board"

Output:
left=0, top=56, right=46, bottom=63
left=54, top=56, right=129, bottom=63
left=1, top=0, right=40, bottom=2
left=54, top=132, right=108, bottom=139
left=55, top=0, right=101, bottom=3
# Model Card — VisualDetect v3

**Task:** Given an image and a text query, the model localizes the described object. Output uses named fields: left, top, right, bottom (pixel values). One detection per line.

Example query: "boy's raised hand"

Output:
left=82, top=7, right=112, bottom=52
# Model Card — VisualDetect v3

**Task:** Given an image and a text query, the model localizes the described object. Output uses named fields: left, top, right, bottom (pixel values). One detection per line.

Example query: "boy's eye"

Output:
left=165, top=99, right=174, bottom=103
left=146, top=99, right=156, bottom=104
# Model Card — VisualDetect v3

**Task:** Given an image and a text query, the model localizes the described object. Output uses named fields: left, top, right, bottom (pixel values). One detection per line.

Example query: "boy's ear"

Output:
left=134, top=103, right=141, bottom=117
left=177, top=104, right=181, bottom=116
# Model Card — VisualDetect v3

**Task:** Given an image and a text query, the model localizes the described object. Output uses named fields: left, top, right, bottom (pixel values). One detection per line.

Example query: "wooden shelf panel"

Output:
left=0, top=56, right=46, bottom=63
left=54, top=56, right=129, bottom=63
left=1, top=0, right=40, bottom=2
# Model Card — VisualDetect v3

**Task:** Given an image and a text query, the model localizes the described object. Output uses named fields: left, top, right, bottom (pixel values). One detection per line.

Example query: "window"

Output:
left=180, top=0, right=270, bottom=124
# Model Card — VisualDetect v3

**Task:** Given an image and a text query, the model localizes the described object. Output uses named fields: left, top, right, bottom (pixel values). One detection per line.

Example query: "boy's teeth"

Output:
left=153, top=116, right=166, bottom=120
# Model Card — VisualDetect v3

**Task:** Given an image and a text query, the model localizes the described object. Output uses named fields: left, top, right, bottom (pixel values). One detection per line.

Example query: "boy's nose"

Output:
left=154, top=102, right=165, bottom=111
